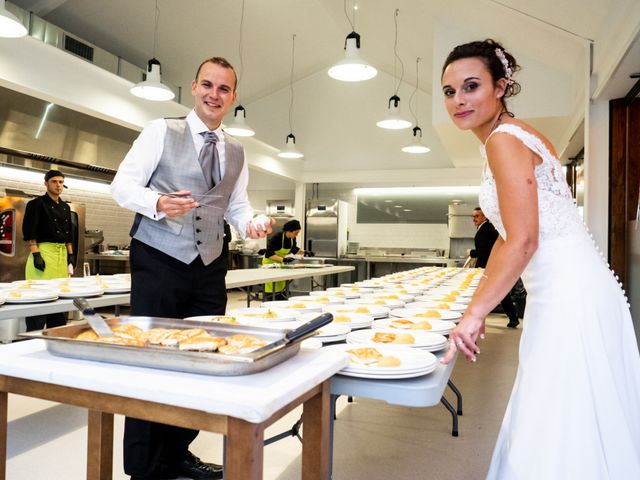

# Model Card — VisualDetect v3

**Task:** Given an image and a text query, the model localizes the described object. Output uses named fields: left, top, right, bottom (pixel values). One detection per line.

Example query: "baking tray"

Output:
left=19, top=314, right=332, bottom=376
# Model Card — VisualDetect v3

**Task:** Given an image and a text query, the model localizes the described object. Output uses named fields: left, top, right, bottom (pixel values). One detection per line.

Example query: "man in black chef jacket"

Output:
left=22, top=169, right=75, bottom=331
left=470, top=207, right=520, bottom=328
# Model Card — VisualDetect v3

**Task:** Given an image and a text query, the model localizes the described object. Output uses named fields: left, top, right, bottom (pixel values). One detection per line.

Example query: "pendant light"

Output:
left=224, top=0, right=256, bottom=137
left=327, top=1, right=377, bottom=82
left=278, top=34, right=304, bottom=159
left=130, top=0, right=174, bottom=102
left=376, top=9, right=411, bottom=130
left=402, top=57, right=430, bottom=154
left=0, top=0, right=27, bottom=38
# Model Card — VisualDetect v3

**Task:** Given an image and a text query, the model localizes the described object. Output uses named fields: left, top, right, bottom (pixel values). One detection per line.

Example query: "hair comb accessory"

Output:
left=495, top=48, right=514, bottom=85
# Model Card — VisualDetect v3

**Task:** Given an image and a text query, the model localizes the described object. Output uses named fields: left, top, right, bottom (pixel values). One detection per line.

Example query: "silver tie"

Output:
left=198, top=131, right=221, bottom=188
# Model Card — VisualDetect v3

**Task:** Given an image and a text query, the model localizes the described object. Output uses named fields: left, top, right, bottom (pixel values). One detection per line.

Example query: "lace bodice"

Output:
left=479, top=124, right=584, bottom=243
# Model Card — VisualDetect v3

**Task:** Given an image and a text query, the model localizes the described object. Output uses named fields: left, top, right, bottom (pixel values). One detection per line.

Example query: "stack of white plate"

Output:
left=291, top=295, right=345, bottom=305
left=409, top=301, right=467, bottom=312
left=390, top=307, right=462, bottom=322
left=345, top=297, right=405, bottom=309
left=315, top=323, right=351, bottom=343
left=226, top=307, right=298, bottom=323
left=332, top=344, right=438, bottom=379
left=261, top=300, right=324, bottom=312
left=300, top=311, right=373, bottom=330
left=0, top=287, right=58, bottom=303
left=346, top=329, right=448, bottom=352
left=373, top=317, right=456, bottom=335
left=323, top=304, right=390, bottom=319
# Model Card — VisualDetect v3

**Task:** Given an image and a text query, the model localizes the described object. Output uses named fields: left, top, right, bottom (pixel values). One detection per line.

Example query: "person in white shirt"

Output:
left=111, top=56, right=271, bottom=480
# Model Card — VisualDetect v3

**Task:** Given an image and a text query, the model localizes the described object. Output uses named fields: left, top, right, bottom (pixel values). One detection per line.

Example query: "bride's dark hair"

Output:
left=442, top=39, right=521, bottom=113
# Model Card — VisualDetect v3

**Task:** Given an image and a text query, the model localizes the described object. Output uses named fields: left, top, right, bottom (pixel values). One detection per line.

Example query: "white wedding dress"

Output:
left=479, top=124, right=640, bottom=479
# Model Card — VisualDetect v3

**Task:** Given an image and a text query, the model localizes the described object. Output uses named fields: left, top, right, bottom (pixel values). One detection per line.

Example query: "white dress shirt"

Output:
left=111, top=110, right=254, bottom=236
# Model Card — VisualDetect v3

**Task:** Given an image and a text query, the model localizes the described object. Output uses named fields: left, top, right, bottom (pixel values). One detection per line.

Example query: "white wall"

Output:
left=349, top=223, right=449, bottom=251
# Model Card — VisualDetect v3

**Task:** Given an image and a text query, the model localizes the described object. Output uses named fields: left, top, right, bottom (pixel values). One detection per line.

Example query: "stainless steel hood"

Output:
left=0, top=84, right=138, bottom=180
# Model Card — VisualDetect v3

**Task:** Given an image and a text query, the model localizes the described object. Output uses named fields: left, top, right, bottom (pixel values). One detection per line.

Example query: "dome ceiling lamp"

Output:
left=376, top=9, right=411, bottom=130
left=224, top=0, right=256, bottom=137
left=327, top=1, right=377, bottom=82
left=0, top=0, right=27, bottom=38
left=130, top=0, right=175, bottom=102
left=402, top=57, right=431, bottom=154
left=278, top=34, right=304, bottom=159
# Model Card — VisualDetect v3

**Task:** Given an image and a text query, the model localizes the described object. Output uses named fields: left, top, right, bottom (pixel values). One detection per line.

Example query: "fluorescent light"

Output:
left=35, top=103, right=55, bottom=139
left=0, top=0, right=27, bottom=38
left=355, top=186, right=481, bottom=196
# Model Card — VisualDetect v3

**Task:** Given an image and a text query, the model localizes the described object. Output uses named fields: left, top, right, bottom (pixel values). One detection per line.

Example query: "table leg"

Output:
left=0, top=391, right=6, bottom=480
left=86, top=410, right=113, bottom=480
left=301, top=380, right=330, bottom=480
left=226, top=417, right=264, bottom=480
left=440, top=397, right=459, bottom=437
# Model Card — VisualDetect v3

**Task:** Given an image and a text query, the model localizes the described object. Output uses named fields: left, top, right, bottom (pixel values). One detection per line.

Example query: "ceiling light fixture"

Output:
left=0, top=0, right=27, bottom=38
left=130, top=0, right=175, bottom=102
left=377, top=9, right=411, bottom=129
left=327, top=1, right=377, bottom=82
left=278, top=34, right=304, bottom=159
left=402, top=57, right=431, bottom=153
left=224, top=0, right=256, bottom=137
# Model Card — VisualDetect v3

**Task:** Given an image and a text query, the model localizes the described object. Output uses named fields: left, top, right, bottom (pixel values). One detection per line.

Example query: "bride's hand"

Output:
left=441, top=313, right=484, bottom=364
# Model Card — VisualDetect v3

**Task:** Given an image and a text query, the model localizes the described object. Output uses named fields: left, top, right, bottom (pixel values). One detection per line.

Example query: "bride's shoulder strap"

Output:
left=486, top=124, right=553, bottom=162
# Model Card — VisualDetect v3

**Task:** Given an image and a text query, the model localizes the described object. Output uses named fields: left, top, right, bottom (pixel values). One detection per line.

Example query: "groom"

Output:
left=470, top=207, right=521, bottom=328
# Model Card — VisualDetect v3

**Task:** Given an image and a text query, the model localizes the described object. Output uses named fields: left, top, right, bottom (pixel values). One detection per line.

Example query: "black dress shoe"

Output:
left=507, top=320, right=520, bottom=328
left=176, top=452, right=223, bottom=480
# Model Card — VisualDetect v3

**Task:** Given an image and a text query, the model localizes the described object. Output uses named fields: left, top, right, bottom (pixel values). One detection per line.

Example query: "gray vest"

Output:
left=131, top=118, right=244, bottom=265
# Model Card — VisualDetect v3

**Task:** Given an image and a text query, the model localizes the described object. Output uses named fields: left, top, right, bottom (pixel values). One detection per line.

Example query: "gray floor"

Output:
left=4, top=292, right=521, bottom=479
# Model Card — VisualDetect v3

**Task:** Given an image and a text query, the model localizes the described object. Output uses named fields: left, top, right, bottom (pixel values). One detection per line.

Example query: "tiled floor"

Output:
left=4, top=291, right=521, bottom=479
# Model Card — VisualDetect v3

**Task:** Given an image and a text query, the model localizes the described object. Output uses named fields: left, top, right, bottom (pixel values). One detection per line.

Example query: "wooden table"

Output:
left=0, top=340, right=349, bottom=479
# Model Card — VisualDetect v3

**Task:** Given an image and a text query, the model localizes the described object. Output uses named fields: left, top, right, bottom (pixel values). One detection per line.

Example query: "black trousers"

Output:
left=123, top=238, right=228, bottom=477
left=500, top=293, right=519, bottom=324
left=25, top=313, right=66, bottom=331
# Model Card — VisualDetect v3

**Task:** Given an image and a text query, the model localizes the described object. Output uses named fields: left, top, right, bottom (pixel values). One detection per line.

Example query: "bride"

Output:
left=440, top=39, right=640, bottom=479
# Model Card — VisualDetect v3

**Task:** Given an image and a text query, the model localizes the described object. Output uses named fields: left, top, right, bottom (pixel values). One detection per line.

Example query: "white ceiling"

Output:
left=10, top=0, right=640, bottom=189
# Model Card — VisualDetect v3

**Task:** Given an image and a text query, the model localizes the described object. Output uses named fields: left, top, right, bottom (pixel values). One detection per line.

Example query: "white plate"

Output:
left=324, top=304, right=390, bottom=319
left=1, top=288, right=59, bottom=303
left=183, top=315, right=246, bottom=325
left=227, top=307, right=298, bottom=322
left=417, top=294, right=471, bottom=305
left=318, top=289, right=361, bottom=299
left=337, top=366, right=437, bottom=379
left=290, top=295, right=345, bottom=305
left=261, top=300, right=323, bottom=312
left=372, top=318, right=455, bottom=335
left=345, top=298, right=406, bottom=309
left=346, top=329, right=448, bottom=351
left=411, top=299, right=467, bottom=311
left=0, top=296, right=5, bottom=306
left=56, top=288, right=105, bottom=298
left=327, top=344, right=438, bottom=378
left=100, top=285, right=131, bottom=294
left=316, top=323, right=352, bottom=338
left=365, top=292, right=415, bottom=303
left=327, top=286, right=375, bottom=295
left=426, top=287, right=475, bottom=297
left=300, top=311, right=373, bottom=330
left=390, top=307, right=462, bottom=321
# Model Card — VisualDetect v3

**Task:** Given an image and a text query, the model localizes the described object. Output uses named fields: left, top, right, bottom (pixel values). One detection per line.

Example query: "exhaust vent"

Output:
left=63, top=34, right=94, bottom=62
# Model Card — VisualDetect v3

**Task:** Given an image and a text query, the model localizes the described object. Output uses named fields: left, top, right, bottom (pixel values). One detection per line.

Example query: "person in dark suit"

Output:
left=470, top=207, right=520, bottom=328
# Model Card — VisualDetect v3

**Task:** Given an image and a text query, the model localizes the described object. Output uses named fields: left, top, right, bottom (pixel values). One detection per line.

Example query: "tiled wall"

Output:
left=2, top=176, right=134, bottom=248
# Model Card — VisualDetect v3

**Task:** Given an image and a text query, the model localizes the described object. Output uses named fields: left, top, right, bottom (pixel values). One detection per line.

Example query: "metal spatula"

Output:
left=73, top=297, right=115, bottom=337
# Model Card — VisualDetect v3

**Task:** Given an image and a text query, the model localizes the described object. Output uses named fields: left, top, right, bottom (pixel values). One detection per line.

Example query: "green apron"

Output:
left=25, top=242, right=68, bottom=280
left=262, top=232, right=291, bottom=293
